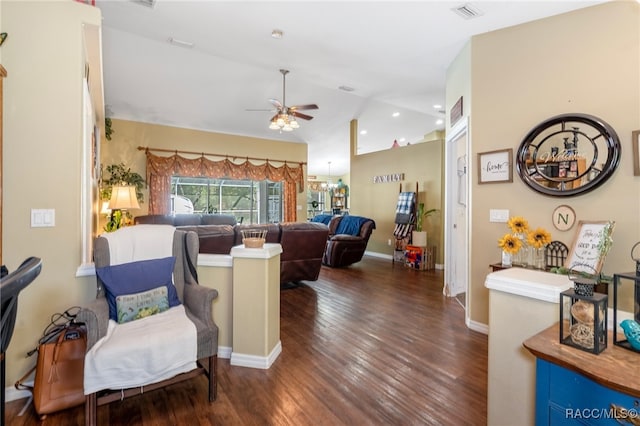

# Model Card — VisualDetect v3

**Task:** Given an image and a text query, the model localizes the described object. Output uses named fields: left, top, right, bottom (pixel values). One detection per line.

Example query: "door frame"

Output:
left=444, top=118, right=470, bottom=322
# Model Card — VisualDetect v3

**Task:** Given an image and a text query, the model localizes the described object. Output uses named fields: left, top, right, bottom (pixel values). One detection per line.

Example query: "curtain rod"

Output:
left=137, top=146, right=306, bottom=167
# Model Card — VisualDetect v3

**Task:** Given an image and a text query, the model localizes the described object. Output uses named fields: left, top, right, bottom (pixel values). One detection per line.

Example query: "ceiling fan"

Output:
left=251, top=69, right=318, bottom=131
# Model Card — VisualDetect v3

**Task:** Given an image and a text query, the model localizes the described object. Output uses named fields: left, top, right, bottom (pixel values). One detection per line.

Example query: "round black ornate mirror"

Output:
left=515, top=113, right=621, bottom=197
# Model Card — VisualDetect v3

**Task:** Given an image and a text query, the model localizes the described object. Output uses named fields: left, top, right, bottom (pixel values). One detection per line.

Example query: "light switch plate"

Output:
left=489, top=209, right=509, bottom=223
left=31, top=209, right=55, bottom=227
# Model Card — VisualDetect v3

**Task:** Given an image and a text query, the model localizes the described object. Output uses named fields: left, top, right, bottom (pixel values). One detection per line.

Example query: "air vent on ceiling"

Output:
left=452, top=3, right=484, bottom=20
left=131, top=0, right=156, bottom=8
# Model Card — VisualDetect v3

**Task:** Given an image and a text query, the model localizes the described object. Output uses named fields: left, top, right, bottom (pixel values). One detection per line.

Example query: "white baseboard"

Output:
left=217, top=346, right=232, bottom=359
left=467, top=319, right=489, bottom=335
left=230, top=341, right=282, bottom=369
left=364, top=251, right=392, bottom=260
left=5, top=378, right=33, bottom=403
left=365, top=251, right=444, bottom=271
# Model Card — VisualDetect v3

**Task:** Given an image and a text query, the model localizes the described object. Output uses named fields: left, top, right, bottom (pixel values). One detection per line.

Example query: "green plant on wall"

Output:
left=415, top=202, right=438, bottom=232
left=100, top=163, right=145, bottom=203
left=105, top=117, right=114, bottom=141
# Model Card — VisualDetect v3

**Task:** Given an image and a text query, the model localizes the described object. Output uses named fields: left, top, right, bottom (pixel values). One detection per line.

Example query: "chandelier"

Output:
left=269, top=112, right=299, bottom=132
left=321, top=161, right=338, bottom=190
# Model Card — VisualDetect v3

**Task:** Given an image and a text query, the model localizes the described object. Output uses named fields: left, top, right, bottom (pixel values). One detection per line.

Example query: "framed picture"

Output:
left=565, top=220, right=615, bottom=275
left=633, top=130, right=640, bottom=176
left=477, top=149, right=513, bottom=184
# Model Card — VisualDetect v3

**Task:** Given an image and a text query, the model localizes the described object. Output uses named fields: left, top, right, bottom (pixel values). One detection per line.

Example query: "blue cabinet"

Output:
left=535, top=359, right=639, bottom=425
left=525, top=324, right=640, bottom=426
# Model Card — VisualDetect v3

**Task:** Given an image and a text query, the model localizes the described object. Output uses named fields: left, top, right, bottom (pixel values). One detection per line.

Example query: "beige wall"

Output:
left=462, top=1, right=640, bottom=326
left=102, top=119, right=308, bottom=222
left=2, top=0, right=101, bottom=386
left=350, top=138, right=444, bottom=262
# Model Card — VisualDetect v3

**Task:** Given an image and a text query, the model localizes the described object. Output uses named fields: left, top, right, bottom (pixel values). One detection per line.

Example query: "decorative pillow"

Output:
left=115, top=286, right=170, bottom=324
left=96, top=256, right=180, bottom=321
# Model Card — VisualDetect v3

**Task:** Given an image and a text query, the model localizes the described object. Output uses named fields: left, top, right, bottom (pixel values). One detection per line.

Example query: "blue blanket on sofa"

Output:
left=335, top=215, right=373, bottom=236
left=311, top=214, right=333, bottom=225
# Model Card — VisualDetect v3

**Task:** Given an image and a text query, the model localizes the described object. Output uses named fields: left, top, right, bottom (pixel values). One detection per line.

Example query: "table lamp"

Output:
left=106, top=185, right=140, bottom=231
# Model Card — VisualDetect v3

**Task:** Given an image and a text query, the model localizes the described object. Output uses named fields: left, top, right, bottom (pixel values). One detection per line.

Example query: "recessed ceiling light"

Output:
left=436, top=119, right=444, bottom=125
left=360, top=130, right=367, bottom=135
left=168, top=37, right=194, bottom=48
left=399, top=137, right=406, bottom=142
left=392, top=112, right=400, bottom=118
left=339, top=85, right=355, bottom=92
left=271, top=29, right=284, bottom=39
left=433, top=104, right=442, bottom=109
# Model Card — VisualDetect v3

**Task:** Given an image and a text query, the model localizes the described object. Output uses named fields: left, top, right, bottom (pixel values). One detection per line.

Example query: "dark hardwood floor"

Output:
left=5, top=256, right=488, bottom=425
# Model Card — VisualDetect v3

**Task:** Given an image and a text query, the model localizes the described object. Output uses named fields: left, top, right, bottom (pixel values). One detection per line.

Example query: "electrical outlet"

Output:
left=387, top=239, right=392, bottom=246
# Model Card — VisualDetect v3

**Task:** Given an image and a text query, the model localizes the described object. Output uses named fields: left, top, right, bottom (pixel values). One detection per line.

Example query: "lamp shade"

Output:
left=109, top=185, right=140, bottom=210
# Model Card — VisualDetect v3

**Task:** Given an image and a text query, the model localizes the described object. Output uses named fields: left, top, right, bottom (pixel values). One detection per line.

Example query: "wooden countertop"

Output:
left=523, top=322, right=640, bottom=398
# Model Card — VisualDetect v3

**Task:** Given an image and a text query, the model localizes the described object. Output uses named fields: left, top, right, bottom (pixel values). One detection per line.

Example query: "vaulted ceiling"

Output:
left=96, top=0, right=606, bottom=176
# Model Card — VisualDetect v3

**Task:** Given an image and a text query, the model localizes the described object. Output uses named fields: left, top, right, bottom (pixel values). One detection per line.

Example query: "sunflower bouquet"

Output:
left=498, top=216, right=551, bottom=268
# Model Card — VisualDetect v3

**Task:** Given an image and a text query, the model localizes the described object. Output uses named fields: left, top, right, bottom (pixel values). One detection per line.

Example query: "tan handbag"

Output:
left=16, top=324, right=86, bottom=419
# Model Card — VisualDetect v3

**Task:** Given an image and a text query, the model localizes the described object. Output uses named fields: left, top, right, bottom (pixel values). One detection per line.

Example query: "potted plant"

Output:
left=412, top=203, right=437, bottom=247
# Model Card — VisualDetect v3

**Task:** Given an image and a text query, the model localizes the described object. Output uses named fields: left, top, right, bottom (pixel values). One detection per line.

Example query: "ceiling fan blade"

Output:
left=290, top=104, right=318, bottom=111
left=269, top=98, right=283, bottom=109
left=269, top=113, right=279, bottom=122
left=291, top=111, right=314, bottom=121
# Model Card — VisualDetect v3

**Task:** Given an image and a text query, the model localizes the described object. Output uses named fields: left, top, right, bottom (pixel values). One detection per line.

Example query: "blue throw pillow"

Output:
left=96, top=256, right=180, bottom=321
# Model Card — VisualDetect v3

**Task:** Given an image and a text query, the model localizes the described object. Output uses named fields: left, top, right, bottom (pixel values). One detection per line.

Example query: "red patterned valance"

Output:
left=144, top=150, right=304, bottom=222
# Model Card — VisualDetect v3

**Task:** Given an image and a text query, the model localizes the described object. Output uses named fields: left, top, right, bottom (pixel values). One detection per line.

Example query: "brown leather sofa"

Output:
left=134, top=215, right=329, bottom=284
left=322, top=215, right=376, bottom=268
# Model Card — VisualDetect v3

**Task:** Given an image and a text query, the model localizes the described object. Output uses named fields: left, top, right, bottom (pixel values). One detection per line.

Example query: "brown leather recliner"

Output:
left=322, top=215, right=376, bottom=267
left=133, top=215, right=330, bottom=285
left=279, top=222, right=330, bottom=283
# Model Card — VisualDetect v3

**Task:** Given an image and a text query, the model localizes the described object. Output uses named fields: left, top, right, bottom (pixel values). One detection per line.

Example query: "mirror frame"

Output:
left=515, top=113, right=621, bottom=197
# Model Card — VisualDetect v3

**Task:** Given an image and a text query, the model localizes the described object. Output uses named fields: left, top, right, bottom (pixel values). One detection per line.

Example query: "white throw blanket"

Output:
left=84, top=225, right=198, bottom=394
left=84, top=305, right=197, bottom=395
left=101, top=224, right=175, bottom=265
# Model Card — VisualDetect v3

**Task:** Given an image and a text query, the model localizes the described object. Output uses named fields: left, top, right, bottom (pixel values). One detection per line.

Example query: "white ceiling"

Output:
left=96, top=0, right=606, bottom=177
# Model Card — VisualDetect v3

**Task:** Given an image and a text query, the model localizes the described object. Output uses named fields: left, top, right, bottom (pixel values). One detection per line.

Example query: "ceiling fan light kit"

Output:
left=267, top=69, right=318, bottom=132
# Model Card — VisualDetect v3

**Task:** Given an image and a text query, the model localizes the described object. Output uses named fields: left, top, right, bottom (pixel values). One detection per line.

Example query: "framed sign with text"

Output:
left=477, top=149, right=512, bottom=184
left=565, top=220, right=615, bottom=275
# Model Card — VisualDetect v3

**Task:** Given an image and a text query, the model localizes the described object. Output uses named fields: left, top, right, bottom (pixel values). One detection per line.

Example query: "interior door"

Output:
left=444, top=119, right=469, bottom=312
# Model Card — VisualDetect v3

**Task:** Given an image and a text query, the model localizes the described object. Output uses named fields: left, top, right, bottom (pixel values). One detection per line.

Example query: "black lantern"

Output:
left=612, top=272, right=640, bottom=353
left=559, top=288, right=608, bottom=354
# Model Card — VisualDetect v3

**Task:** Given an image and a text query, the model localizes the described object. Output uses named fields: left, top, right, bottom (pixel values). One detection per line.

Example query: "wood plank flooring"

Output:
left=4, top=256, right=488, bottom=425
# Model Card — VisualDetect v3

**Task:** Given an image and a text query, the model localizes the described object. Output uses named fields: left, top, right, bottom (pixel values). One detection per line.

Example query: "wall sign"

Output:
left=552, top=205, right=576, bottom=231
left=450, top=96, right=463, bottom=127
left=477, top=149, right=513, bottom=184
left=632, top=130, right=640, bottom=176
left=373, top=173, right=404, bottom=184
left=565, top=220, right=614, bottom=275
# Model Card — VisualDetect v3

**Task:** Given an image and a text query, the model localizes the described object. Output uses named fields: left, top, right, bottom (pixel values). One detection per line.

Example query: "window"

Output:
left=170, top=176, right=283, bottom=224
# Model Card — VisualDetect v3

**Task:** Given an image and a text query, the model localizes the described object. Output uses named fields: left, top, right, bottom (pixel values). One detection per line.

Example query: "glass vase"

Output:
left=533, top=247, right=546, bottom=270
left=513, top=233, right=529, bottom=267
left=501, top=250, right=512, bottom=267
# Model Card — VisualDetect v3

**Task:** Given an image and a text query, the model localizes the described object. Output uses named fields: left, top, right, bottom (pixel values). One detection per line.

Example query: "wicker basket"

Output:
left=241, top=229, right=267, bottom=248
